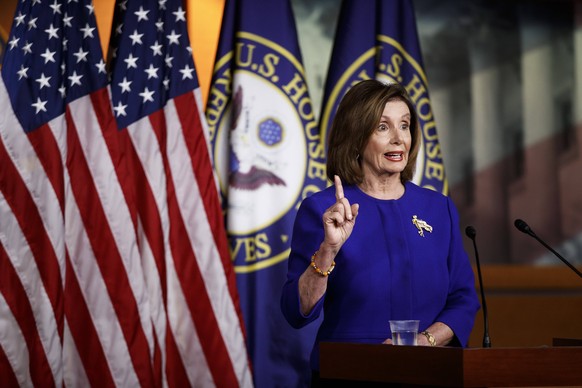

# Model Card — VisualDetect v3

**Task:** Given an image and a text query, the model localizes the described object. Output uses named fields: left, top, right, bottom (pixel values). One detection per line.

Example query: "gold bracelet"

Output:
left=421, top=330, right=437, bottom=346
left=310, top=252, right=335, bottom=277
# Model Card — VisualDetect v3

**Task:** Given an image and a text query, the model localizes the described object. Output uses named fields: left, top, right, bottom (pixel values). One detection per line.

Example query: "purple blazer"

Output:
left=281, top=182, right=480, bottom=370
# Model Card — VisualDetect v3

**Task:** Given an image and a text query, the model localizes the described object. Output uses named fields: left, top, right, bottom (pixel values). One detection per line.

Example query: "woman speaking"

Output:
left=280, top=80, right=480, bottom=384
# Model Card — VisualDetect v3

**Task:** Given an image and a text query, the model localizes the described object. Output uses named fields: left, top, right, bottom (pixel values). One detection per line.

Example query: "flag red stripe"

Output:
left=174, top=94, right=246, bottom=333
left=174, top=94, right=231, bottom=265
left=164, top=323, right=190, bottom=387
left=0, top=339, right=19, bottom=388
left=0, top=243, right=55, bottom=388
left=147, top=108, right=240, bottom=387
left=27, top=125, right=65, bottom=212
left=25, top=126, right=66, bottom=340
left=151, top=333, right=162, bottom=388
left=64, top=109, right=155, bottom=388
left=63, top=254, right=116, bottom=388
left=0, top=130, right=64, bottom=339
left=126, top=145, right=168, bottom=297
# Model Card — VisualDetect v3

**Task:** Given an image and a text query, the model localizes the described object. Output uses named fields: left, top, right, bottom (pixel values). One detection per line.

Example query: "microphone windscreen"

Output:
left=465, top=225, right=476, bottom=239
left=514, top=219, right=530, bottom=234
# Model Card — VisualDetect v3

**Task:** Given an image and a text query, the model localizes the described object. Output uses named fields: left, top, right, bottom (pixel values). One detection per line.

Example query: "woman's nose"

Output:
left=390, top=129, right=402, bottom=144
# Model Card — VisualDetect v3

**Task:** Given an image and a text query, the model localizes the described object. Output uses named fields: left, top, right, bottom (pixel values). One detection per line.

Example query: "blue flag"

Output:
left=321, top=0, right=448, bottom=194
left=206, top=0, right=326, bottom=386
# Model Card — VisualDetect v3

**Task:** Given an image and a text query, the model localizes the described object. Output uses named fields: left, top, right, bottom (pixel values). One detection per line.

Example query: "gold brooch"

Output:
left=412, top=215, right=433, bottom=237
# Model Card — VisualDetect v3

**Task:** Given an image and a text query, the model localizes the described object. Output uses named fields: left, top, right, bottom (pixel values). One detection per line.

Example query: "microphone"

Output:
left=465, top=226, right=492, bottom=348
left=514, top=219, right=582, bottom=279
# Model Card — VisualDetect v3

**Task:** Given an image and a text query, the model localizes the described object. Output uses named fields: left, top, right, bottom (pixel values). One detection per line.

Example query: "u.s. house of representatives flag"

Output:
left=321, top=0, right=448, bottom=195
left=107, top=0, right=252, bottom=386
left=206, top=0, right=326, bottom=386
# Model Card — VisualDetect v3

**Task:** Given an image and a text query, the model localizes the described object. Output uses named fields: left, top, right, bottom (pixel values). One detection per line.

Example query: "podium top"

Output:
left=319, top=342, right=582, bottom=387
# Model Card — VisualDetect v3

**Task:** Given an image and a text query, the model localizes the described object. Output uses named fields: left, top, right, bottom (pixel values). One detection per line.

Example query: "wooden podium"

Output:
left=319, top=342, right=582, bottom=387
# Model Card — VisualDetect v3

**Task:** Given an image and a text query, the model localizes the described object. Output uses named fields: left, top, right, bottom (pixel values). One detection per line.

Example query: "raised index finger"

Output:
left=334, top=175, right=344, bottom=201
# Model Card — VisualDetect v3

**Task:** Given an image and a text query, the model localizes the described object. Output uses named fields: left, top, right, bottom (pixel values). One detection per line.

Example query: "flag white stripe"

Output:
left=62, top=319, right=90, bottom=388
left=67, top=95, right=155, bottom=358
left=165, top=97, right=252, bottom=386
left=126, top=118, right=169, bottom=237
left=136, top=216, right=168, bottom=387
left=0, top=292, right=33, bottom=388
left=0, top=190, right=62, bottom=385
left=166, top=256, right=213, bottom=387
left=64, top=184, right=140, bottom=388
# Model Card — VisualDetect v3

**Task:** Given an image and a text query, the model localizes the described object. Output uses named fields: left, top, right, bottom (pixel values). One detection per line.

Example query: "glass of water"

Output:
left=389, top=320, right=419, bottom=346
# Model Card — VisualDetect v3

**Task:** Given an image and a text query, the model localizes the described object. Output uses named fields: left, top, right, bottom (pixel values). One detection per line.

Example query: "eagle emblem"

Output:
left=412, top=215, right=433, bottom=237
left=229, top=85, right=286, bottom=190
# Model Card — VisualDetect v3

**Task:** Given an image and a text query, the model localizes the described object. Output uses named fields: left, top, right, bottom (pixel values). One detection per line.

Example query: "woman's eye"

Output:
left=378, top=123, right=388, bottom=131
left=400, top=123, right=409, bottom=130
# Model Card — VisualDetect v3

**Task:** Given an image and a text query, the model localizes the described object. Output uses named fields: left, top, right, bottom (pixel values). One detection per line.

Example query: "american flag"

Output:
left=0, top=0, right=252, bottom=386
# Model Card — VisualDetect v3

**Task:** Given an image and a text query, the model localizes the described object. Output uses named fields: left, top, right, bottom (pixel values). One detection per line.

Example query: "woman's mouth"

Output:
left=384, top=152, right=403, bottom=161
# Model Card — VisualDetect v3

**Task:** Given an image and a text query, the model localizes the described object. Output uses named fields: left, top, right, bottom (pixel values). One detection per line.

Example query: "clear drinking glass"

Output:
left=389, top=320, right=419, bottom=346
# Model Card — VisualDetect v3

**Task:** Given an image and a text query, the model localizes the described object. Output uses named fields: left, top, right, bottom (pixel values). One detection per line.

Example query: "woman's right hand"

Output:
left=322, top=175, right=359, bottom=251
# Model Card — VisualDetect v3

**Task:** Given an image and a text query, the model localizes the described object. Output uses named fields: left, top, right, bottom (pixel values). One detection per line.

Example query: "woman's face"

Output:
left=360, top=99, right=412, bottom=181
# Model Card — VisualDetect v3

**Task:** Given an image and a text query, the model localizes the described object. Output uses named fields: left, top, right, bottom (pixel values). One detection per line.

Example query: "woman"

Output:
left=280, top=80, right=480, bottom=380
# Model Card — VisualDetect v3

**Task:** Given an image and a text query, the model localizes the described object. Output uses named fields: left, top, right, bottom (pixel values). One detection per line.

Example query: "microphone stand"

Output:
left=514, top=219, right=582, bottom=279
left=526, top=231, right=582, bottom=279
left=466, top=226, right=491, bottom=348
